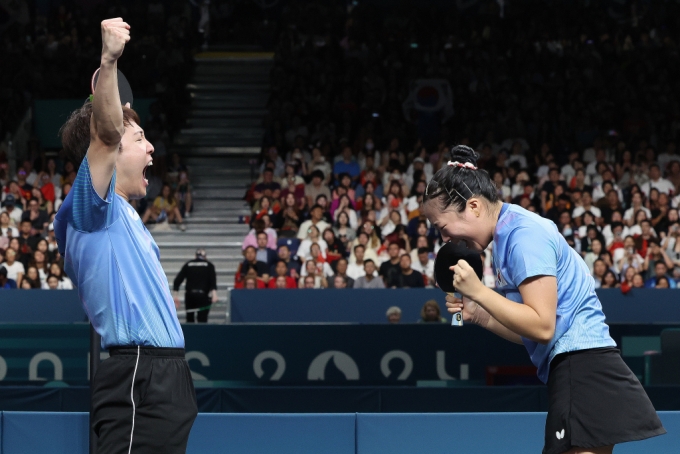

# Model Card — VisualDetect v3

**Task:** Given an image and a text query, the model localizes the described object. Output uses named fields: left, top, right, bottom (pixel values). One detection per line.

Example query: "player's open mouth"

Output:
left=143, top=161, right=152, bottom=185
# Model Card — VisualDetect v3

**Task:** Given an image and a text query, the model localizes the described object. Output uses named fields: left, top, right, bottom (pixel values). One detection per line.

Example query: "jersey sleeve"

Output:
left=70, top=156, right=116, bottom=232
left=505, top=224, right=558, bottom=286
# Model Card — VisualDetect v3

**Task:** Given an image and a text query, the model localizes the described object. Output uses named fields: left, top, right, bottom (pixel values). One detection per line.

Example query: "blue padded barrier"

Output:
left=2, top=412, right=88, bottom=454
left=186, top=414, right=356, bottom=454
left=356, top=412, right=680, bottom=454
left=1, top=411, right=678, bottom=454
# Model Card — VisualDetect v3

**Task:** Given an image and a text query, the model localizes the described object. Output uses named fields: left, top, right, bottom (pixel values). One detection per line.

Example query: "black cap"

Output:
left=2, top=194, right=15, bottom=207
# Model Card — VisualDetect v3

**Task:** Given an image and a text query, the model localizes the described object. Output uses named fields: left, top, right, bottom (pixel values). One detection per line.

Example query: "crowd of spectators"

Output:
left=237, top=137, right=680, bottom=293
left=0, top=149, right=194, bottom=289
left=236, top=0, right=680, bottom=293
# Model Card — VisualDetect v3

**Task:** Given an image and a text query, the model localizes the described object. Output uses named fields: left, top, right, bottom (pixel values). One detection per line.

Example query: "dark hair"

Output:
left=656, top=276, right=670, bottom=287
left=363, top=259, right=375, bottom=266
left=423, top=145, right=498, bottom=212
left=417, top=247, right=429, bottom=255
left=59, top=101, right=140, bottom=168
left=251, top=219, right=266, bottom=232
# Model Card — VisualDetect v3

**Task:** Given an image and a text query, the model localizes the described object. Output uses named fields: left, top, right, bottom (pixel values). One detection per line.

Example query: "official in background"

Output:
left=173, top=249, right=218, bottom=323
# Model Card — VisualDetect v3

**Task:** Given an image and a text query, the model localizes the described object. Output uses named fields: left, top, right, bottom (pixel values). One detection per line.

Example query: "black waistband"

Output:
left=108, top=346, right=185, bottom=358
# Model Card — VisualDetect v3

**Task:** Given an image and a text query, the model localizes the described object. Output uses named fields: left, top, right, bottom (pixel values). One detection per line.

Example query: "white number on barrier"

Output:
left=253, top=351, right=286, bottom=380
left=380, top=350, right=413, bottom=380
left=29, top=352, right=63, bottom=381
left=186, top=351, right=210, bottom=380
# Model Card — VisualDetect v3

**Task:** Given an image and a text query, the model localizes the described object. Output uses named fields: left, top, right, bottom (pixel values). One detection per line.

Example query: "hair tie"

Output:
left=447, top=160, right=477, bottom=170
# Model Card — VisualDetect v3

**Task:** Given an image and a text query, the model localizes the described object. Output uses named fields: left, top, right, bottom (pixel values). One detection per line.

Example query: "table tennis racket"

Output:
left=434, top=241, right=484, bottom=326
left=90, top=68, right=134, bottom=107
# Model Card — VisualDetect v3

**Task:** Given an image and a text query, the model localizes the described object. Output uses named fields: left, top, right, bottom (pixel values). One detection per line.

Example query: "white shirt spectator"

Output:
left=623, top=207, right=651, bottom=223
left=506, top=154, right=528, bottom=169
left=641, top=178, right=675, bottom=196
left=300, top=260, right=334, bottom=278
left=346, top=263, right=379, bottom=280
left=602, top=224, right=631, bottom=247
left=577, top=224, right=601, bottom=239
left=2, top=207, right=22, bottom=226
left=560, top=163, right=576, bottom=184
left=297, top=220, right=330, bottom=240
left=2, top=261, right=24, bottom=282
left=585, top=160, right=601, bottom=179
left=0, top=227, right=19, bottom=237
left=378, top=206, right=407, bottom=225
left=627, top=224, right=656, bottom=237
left=346, top=263, right=366, bottom=280
left=296, top=239, right=329, bottom=261
left=613, top=249, right=644, bottom=274
left=411, top=258, right=434, bottom=285
left=592, top=184, right=623, bottom=203
left=25, top=171, right=38, bottom=187
left=572, top=205, right=602, bottom=219
left=43, top=276, right=74, bottom=290
left=334, top=209, right=357, bottom=230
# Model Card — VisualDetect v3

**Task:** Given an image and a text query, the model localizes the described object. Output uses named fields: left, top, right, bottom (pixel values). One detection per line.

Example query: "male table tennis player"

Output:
left=55, top=18, right=197, bottom=454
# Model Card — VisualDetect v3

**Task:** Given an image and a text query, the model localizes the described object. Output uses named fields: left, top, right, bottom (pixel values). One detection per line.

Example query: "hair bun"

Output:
left=449, top=145, right=479, bottom=167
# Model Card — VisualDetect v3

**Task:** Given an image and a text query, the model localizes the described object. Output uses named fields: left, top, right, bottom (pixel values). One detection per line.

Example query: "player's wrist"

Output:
left=100, top=55, right=118, bottom=66
left=467, top=282, right=487, bottom=304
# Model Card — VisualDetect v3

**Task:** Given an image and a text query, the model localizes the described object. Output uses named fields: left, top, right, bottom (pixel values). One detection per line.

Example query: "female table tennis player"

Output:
left=421, top=145, right=665, bottom=454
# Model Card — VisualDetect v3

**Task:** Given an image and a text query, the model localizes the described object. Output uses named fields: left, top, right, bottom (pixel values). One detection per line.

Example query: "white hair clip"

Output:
left=447, top=160, right=477, bottom=170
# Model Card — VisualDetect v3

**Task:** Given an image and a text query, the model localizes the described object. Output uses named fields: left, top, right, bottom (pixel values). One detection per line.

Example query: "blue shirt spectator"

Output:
left=0, top=267, right=16, bottom=289
left=644, top=262, right=676, bottom=288
left=333, top=147, right=361, bottom=182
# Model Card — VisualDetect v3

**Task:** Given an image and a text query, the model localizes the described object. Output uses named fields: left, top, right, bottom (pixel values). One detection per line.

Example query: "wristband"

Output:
left=471, top=306, right=491, bottom=328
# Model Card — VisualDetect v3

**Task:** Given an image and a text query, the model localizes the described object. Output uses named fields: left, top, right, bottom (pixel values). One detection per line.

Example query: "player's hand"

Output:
left=445, top=294, right=478, bottom=323
left=211, top=292, right=219, bottom=304
left=101, top=18, right=130, bottom=63
left=450, top=259, right=484, bottom=299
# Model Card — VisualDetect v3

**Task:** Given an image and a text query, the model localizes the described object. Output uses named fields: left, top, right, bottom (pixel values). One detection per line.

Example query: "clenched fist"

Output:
left=101, top=18, right=130, bottom=63
left=450, top=259, right=485, bottom=299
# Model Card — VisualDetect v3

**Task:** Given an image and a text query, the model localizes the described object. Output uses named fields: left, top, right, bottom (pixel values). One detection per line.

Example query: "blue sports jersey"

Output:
left=54, top=156, right=184, bottom=349
left=493, top=203, right=615, bottom=383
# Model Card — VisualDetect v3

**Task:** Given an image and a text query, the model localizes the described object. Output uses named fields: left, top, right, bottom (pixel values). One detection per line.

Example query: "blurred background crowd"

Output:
left=236, top=0, right=680, bottom=293
left=2, top=0, right=680, bottom=294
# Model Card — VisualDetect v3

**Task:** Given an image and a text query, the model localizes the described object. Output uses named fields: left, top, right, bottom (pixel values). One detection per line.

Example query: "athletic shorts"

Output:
left=91, top=346, right=198, bottom=454
left=543, top=347, right=666, bottom=454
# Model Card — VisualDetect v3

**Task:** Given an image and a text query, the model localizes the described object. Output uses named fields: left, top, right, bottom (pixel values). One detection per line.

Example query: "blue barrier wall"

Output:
left=0, top=323, right=676, bottom=385
left=2, top=411, right=678, bottom=454
left=231, top=288, right=680, bottom=324
left=0, top=290, right=83, bottom=323
left=0, top=288, right=677, bottom=324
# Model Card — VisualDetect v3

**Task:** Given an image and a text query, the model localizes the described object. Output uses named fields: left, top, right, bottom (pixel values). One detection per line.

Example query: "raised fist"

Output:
left=101, top=18, right=130, bottom=63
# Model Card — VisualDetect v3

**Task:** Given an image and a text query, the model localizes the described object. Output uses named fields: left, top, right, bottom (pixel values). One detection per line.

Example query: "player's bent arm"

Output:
left=471, top=275, right=557, bottom=345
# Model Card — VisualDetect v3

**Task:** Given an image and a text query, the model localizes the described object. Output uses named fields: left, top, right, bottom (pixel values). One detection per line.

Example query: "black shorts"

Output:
left=92, top=346, right=198, bottom=454
left=543, top=347, right=666, bottom=454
